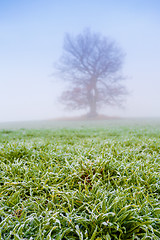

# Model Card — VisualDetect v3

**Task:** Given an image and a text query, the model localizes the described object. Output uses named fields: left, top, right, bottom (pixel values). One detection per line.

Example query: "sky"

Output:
left=0, top=0, right=160, bottom=122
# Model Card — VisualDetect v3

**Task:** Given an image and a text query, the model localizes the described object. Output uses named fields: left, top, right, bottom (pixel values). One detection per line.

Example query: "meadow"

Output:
left=0, top=120, right=160, bottom=239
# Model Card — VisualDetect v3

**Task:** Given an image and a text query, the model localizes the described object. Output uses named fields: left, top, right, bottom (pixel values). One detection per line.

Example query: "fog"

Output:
left=0, top=0, right=160, bottom=123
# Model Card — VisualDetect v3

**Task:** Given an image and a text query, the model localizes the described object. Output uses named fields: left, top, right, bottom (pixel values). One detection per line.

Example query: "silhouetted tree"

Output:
left=57, top=29, right=127, bottom=117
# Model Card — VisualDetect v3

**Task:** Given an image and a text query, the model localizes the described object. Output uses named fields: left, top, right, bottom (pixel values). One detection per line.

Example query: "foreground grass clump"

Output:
left=0, top=127, right=160, bottom=239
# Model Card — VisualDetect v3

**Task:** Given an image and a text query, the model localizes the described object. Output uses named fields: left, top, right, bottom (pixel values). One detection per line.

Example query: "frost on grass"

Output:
left=0, top=127, right=160, bottom=239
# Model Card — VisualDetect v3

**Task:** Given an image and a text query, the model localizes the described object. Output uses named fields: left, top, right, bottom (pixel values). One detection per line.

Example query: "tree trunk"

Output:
left=88, top=102, right=97, bottom=118
left=87, top=86, right=97, bottom=118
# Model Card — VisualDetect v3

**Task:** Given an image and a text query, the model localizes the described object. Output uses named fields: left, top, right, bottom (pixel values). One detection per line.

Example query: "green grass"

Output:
left=0, top=125, right=160, bottom=239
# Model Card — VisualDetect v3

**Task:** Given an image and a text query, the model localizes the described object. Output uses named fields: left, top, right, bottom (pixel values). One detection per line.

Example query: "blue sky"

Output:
left=0, top=0, right=160, bottom=122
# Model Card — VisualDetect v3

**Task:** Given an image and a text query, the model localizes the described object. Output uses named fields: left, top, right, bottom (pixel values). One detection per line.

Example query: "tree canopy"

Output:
left=57, top=29, right=127, bottom=117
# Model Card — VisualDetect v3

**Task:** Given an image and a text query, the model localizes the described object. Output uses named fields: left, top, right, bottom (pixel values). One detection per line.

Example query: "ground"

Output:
left=0, top=118, right=160, bottom=239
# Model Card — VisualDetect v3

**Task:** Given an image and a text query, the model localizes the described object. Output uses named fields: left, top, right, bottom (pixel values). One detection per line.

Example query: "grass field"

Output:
left=0, top=120, right=160, bottom=239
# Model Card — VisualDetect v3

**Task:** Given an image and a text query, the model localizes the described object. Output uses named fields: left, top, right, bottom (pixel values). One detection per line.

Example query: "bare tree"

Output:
left=57, top=29, right=127, bottom=117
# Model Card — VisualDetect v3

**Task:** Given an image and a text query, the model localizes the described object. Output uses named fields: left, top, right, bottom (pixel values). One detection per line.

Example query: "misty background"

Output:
left=0, top=0, right=160, bottom=123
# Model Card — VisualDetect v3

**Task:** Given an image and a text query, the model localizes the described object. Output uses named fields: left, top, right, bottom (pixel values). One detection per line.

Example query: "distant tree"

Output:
left=57, top=29, right=127, bottom=117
